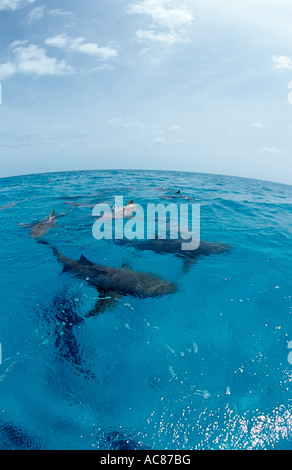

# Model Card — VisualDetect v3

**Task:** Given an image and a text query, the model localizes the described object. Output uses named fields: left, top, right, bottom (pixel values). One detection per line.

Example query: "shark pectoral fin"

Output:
left=56, top=212, right=66, bottom=219
left=85, top=293, right=123, bottom=318
left=182, top=257, right=197, bottom=274
left=19, top=223, right=32, bottom=228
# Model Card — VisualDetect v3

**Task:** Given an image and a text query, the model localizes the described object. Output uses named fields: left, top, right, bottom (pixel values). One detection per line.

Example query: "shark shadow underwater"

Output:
left=41, top=291, right=94, bottom=378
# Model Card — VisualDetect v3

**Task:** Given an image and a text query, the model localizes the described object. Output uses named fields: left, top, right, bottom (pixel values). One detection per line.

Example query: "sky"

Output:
left=0, top=0, right=292, bottom=184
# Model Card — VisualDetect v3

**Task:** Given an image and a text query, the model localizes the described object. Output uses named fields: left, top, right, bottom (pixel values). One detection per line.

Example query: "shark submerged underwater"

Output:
left=39, top=240, right=177, bottom=316
left=114, top=237, right=231, bottom=272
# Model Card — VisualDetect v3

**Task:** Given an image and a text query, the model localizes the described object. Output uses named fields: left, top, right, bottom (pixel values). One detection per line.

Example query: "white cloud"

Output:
left=129, top=0, right=193, bottom=29
left=92, top=63, right=114, bottom=72
left=15, top=44, right=70, bottom=76
left=252, top=122, right=264, bottom=129
left=0, top=0, right=35, bottom=10
left=9, top=39, right=28, bottom=48
left=0, top=34, right=118, bottom=81
left=0, top=62, right=17, bottom=80
left=49, top=9, right=72, bottom=17
left=27, top=5, right=44, bottom=22
left=0, top=42, right=72, bottom=80
left=45, top=35, right=67, bottom=48
left=45, top=34, right=118, bottom=61
left=260, top=146, right=285, bottom=155
left=152, top=137, right=166, bottom=145
left=272, top=55, right=292, bottom=70
left=135, top=29, right=178, bottom=46
left=128, top=0, right=194, bottom=46
left=170, top=124, right=182, bottom=131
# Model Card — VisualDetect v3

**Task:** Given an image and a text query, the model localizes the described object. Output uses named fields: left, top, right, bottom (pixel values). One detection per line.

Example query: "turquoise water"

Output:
left=0, top=169, right=292, bottom=450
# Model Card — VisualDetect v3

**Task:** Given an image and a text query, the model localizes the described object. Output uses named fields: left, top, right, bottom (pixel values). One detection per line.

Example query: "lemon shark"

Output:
left=20, top=210, right=65, bottom=239
left=115, top=237, right=230, bottom=273
left=99, top=199, right=137, bottom=220
left=39, top=240, right=177, bottom=316
left=0, top=201, right=21, bottom=211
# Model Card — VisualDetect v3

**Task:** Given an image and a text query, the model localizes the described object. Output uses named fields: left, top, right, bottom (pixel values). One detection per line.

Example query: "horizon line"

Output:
left=0, top=167, right=291, bottom=189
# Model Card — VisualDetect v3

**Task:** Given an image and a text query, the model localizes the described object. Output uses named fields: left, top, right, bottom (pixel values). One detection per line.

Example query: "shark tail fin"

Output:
left=38, top=239, right=50, bottom=247
left=37, top=239, right=60, bottom=258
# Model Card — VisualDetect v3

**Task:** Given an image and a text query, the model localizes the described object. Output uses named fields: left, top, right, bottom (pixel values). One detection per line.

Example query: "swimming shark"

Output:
left=114, top=199, right=136, bottom=218
left=0, top=200, right=22, bottom=211
left=162, top=193, right=195, bottom=202
left=39, top=240, right=177, bottom=316
left=65, top=201, right=95, bottom=208
left=114, top=237, right=230, bottom=273
left=155, top=187, right=195, bottom=202
left=99, top=199, right=137, bottom=220
left=19, top=210, right=65, bottom=238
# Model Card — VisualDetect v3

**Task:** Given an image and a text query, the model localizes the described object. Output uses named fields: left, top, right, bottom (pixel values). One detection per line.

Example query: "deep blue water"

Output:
left=0, top=169, right=292, bottom=450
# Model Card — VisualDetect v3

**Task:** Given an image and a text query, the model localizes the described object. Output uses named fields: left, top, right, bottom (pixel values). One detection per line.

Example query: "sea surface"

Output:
left=0, top=169, right=292, bottom=450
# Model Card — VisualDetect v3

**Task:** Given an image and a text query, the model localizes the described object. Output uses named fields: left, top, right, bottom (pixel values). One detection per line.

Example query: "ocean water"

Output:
left=0, top=169, right=292, bottom=450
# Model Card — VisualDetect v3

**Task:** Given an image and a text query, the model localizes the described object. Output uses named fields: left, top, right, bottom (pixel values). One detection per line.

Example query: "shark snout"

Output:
left=218, top=243, right=231, bottom=254
left=153, top=280, right=177, bottom=297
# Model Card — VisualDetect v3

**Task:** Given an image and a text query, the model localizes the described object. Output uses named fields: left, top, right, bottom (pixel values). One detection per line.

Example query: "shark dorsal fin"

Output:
left=126, top=200, right=134, bottom=206
left=79, top=254, right=94, bottom=266
left=49, top=210, right=55, bottom=219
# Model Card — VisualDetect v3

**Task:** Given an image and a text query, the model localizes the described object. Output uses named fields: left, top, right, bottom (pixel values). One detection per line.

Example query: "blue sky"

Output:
left=1, top=0, right=292, bottom=184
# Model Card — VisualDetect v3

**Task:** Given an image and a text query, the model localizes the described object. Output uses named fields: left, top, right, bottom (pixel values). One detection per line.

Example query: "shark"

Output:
left=65, top=201, right=95, bottom=208
left=162, top=193, right=195, bottom=203
left=0, top=200, right=23, bottom=211
left=39, top=240, right=177, bottom=316
left=19, top=210, right=65, bottom=239
left=99, top=199, right=137, bottom=220
left=155, top=187, right=195, bottom=202
left=114, top=237, right=230, bottom=273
